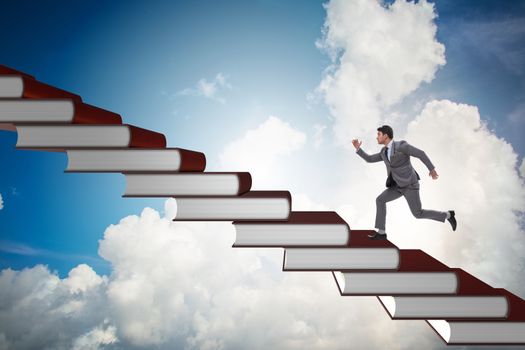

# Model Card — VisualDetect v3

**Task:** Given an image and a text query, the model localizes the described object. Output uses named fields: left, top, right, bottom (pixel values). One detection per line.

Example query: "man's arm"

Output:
left=352, top=139, right=382, bottom=163
left=356, top=147, right=383, bottom=163
left=399, top=141, right=435, bottom=170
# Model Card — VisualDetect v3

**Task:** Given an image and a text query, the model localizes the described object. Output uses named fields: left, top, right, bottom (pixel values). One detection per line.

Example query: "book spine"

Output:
left=0, top=65, right=35, bottom=79
left=73, top=102, right=122, bottom=124
left=127, top=125, right=167, bottom=148
left=455, top=269, right=496, bottom=295
left=0, top=123, right=16, bottom=131
left=21, top=78, right=82, bottom=101
left=177, top=148, right=207, bottom=171
left=236, top=172, right=252, bottom=195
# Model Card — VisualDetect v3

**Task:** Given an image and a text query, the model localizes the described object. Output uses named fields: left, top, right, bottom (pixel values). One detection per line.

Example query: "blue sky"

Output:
left=1, top=0, right=523, bottom=276
left=1, top=1, right=525, bottom=348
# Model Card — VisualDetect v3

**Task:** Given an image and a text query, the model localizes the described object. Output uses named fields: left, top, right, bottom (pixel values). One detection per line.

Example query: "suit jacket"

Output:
left=356, top=140, right=435, bottom=188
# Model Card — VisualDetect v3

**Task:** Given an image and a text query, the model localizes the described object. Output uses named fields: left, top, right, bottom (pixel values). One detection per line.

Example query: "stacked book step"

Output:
left=2, top=64, right=524, bottom=346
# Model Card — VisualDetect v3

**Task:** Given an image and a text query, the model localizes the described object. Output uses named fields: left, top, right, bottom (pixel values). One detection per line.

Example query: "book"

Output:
left=123, top=172, right=252, bottom=197
left=0, top=99, right=121, bottom=124
left=427, top=289, right=525, bottom=345
left=0, top=123, right=16, bottom=131
left=232, top=211, right=350, bottom=247
left=0, top=76, right=82, bottom=100
left=65, top=148, right=206, bottom=172
left=0, top=65, right=35, bottom=79
left=282, top=230, right=399, bottom=271
left=377, top=283, right=509, bottom=320
left=427, top=319, right=525, bottom=345
left=172, top=191, right=291, bottom=221
left=15, top=124, right=166, bottom=149
left=333, top=250, right=458, bottom=295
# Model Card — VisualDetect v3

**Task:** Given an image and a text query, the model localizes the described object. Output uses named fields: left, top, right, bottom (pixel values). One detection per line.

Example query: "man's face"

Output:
left=376, top=131, right=389, bottom=145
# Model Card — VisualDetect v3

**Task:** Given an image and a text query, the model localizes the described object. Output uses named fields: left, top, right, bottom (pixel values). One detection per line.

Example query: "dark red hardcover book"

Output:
left=0, top=123, right=16, bottom=131
left=72, top=102, right=121, bottom=124
left=122, top=172, right=252, bottom=197
left=452, top=269, right=498, bottom=295
left=127, top=125, right=167, bottom=148
left=346, top=230, right=398, bottom=248
left=233, top=211, right=347, bottom=226
left=16, top=77, right=82, bottom=101
left=499, top=289, right=525, bottom=321
left=0, top=64, right=35, bottom=79
left=396, top=250, right=450, bottom=272
left=177, top=148, right=207, bottom=172
left=1, top=64, right=80, bottom=100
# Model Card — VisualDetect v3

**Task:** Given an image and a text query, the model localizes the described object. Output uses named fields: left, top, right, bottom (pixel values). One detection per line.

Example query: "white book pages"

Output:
left=379, top=295, right=508, bottom=319
left=125, top=173, right=240, bottom=196
left=16, top=125, right=130, bottom=148
left=173, top=197, right=290, bottom=220
left=0, top=76, right=23, bottom=98
left=67, top=149, right=182, bottom=172
left=283, top=248, right=399, bottom=270
left=428, top=319, right=525, bottom=344
left=334, top=271, right=457, bottom=295
left=0, top=99, right=74, bottom=122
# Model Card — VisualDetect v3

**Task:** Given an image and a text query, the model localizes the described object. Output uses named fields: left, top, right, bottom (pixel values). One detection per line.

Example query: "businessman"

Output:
left=352, top=125, right=456, bottom=240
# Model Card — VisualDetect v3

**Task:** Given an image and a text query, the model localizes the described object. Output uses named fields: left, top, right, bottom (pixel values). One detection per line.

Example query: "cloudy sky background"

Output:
left=1, top=0, right=524, bottom=349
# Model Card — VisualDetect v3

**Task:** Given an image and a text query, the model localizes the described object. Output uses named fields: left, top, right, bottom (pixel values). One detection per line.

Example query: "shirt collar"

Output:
left=385, top=139, right=393, bottom=149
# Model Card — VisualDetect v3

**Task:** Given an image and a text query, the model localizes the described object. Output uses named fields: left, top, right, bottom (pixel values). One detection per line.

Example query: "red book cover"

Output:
left=73, top=102, right=121, bottom=124
left=127, top=125, right=167, bottom=148
left=18, top=77, right=82, bottom=101
left=233, top=211, right=347, bottom=226
left=396, top=250, right=450, bottom=272
left=177, top=148, right=207, bottom=172
left=347, top=230, right=398, bottom=248
left=0, top=64, right=35, bottom=79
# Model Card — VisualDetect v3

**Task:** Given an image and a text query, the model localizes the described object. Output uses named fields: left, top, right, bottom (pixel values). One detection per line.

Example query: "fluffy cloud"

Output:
left=520, top=157, right=525, bottom=178
left=0, top=264, right=109, bottom=350
left=72, top=322, right=118, bottom=350
left=0, top=202, right=443, bottom=349
left=2, top=1, right=524, bottom=349
left=316, top=0, right=445, bottom=145
left=401, top=100, right=525, bottom=290
left=178, top=73, right=232, bottom=104
left=219, top=116, right=306, bottom=186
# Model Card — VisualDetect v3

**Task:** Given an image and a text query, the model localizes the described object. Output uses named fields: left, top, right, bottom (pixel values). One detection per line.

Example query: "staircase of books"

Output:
left=1, top=64, right=524, bottom=346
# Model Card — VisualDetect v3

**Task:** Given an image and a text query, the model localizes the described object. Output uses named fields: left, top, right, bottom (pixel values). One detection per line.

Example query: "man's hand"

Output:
left=429, top=169, right=439, bottom=180
left=352, top=139, right=362, bottom=150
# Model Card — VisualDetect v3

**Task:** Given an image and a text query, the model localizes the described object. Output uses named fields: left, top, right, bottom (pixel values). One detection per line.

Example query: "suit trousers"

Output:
left=375, top=182, right=447, bottom=231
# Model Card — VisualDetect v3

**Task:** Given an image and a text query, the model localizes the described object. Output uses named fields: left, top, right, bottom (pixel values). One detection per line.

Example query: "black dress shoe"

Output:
left=368, top=231, right=387, bottom=240
left=447, top=210, right=457, bottom=231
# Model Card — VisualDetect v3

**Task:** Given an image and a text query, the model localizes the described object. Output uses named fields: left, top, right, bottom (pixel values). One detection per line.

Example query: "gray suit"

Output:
left=356, top=140, right=447, bottom=231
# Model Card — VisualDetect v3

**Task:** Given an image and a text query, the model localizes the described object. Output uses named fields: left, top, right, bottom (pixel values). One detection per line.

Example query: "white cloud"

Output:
left=316, top=0, right=445, bottom=146
left=520, top=157, right=525, bottom=178
left=219, top=116, right=306, bottom=186
left=396, top=100, right=525, bottom=290
left=1, top=1, right=524, bottom=349
left=312, top=124, right=327, bottom=149
left=72, top=321, right=118, bottom=350
left=0, top=193, right=3, bottom=210
left=0, top=201, right=444, bottom=349
left=178, top=73, right=232, bottom=103
left=0, top=264, right=109, bottom=350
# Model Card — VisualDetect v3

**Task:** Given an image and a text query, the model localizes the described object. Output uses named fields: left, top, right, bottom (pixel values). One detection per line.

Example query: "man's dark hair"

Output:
left=377, top=125, right=394, bottom=139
